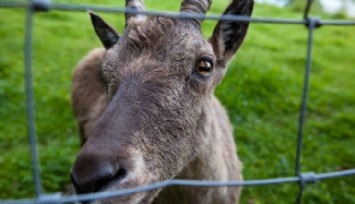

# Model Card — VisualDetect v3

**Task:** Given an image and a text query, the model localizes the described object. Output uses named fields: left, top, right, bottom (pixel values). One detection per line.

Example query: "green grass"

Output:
left=0, top=1, right=354, bottom=203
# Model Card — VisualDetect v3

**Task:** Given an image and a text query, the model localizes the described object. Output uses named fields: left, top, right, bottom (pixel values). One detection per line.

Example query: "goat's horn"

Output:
left=125, top=0, right=146, bottom=26
left=180, top=0, right=212, bottom=25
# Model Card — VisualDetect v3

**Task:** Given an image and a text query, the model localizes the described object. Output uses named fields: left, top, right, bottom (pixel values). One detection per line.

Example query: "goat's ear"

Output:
left=89, top=11, right=120, bottom=49
left=209, top=0, right=254, bottom=67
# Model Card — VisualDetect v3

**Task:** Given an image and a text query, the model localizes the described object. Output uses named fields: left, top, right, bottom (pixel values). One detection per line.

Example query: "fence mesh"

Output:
left=1, top=0, right=355, bottom=203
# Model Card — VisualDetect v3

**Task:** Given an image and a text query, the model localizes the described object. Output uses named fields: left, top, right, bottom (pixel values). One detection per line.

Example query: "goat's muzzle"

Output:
left=70, top=151, right=127, bottom=195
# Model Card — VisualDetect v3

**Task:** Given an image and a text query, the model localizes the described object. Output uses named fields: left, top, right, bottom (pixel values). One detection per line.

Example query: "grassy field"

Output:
left=0, top=0, right=354, bottom=203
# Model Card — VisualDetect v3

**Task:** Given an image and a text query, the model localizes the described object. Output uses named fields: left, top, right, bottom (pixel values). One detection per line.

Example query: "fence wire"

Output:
left=0, top=0, right=355, bottom=204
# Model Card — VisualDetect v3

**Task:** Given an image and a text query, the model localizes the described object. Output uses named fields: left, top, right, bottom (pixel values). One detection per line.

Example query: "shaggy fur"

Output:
left=70, top=0, right=254, bottom=203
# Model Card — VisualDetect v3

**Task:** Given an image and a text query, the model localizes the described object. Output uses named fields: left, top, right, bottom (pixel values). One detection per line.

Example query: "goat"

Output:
left=71, top=0, right=254, bottom=203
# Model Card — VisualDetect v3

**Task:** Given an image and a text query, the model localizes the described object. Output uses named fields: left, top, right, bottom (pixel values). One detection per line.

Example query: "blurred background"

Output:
left=258, top=0, right=355, bottom=17
left=0, top=0, right=354, bottom=203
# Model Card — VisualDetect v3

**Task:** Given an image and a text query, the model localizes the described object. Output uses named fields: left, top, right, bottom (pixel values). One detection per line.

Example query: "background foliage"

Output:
left=0, top=0, right=354, bottom=203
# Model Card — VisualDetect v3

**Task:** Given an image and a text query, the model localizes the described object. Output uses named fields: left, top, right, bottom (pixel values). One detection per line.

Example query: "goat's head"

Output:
left=71, top=0, right=253, bottom=203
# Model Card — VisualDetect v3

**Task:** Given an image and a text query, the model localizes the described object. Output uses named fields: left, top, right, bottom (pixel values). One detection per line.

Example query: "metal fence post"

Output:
left=295, top=16, right=319, bottom=204
left=24, top=0, right=42, bottom=198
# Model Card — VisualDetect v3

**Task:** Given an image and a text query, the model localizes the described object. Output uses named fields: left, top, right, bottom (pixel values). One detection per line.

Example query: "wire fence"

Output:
left=0, top=0, right=355, bottom=203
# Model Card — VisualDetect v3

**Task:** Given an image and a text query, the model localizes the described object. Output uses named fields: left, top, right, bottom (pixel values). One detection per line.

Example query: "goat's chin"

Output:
left=88, top=189, right=149, bottom=204
left=89, top=193, right=147, bottom=204
left=88, top=179, right=157, bottom=204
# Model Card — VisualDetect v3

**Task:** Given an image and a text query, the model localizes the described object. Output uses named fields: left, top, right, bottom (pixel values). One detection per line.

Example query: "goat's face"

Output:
left=71, top=0, right=253, bottom=203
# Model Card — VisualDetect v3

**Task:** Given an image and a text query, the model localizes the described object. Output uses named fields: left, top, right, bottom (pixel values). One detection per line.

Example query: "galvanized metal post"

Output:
left=295, top=16, right=317, bottom=204
left=24, top=0, right=42, bottom=198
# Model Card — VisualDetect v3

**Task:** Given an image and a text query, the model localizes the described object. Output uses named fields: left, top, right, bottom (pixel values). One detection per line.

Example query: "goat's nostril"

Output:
left=114, top=168, right=127, bottom=181
left=92, top=168, right=128, bottom=192
left=71, top=166, right=116, bottom=194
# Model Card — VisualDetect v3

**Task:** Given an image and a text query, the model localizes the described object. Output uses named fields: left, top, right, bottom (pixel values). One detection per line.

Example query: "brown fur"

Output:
left=70, top=1, right=254, bottom=203
left=71, top=48, right=107, bottom=145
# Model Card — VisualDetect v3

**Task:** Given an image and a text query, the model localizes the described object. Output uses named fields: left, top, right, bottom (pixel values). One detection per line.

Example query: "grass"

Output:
left=0, top=0, right=354, bottom=203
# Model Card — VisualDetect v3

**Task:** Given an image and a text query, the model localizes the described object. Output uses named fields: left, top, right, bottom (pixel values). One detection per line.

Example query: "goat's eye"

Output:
left=196, top=58, right=213, bottom=77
